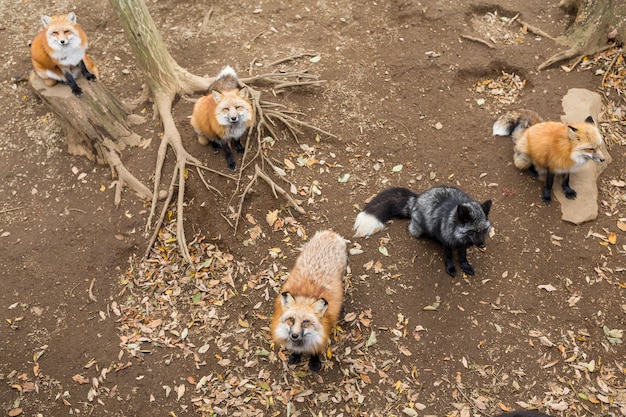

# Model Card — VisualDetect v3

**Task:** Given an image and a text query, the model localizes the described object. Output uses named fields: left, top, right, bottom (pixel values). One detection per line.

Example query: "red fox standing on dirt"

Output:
left=190, top=66, right=255, bottom=171
left=30, top=12, right=99, bottom=97
left=271, top=230, right=348, bottom=372
left=493, top=109, right=605, bottom=204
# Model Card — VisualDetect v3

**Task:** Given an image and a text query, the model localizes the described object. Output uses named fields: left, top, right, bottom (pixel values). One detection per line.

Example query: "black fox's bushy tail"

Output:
left=492, top=109, right=543, bottom=140
left=353, top=187, right=417, bottom=237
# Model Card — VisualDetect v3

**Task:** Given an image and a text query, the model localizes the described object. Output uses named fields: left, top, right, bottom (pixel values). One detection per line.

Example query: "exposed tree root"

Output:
left=109, top=0, right=334, bottom=264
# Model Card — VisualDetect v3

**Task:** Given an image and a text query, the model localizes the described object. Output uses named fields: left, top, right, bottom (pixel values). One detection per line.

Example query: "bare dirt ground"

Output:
left=1, top=0, right=625, bottom=416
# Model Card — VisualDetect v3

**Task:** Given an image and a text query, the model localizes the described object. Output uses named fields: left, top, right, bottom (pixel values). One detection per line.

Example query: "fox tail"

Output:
left=216, top=65, right=238, bottom=81
left=353, top=187, right=417, bottom=237
left=492, top=109, right=543, bottom=140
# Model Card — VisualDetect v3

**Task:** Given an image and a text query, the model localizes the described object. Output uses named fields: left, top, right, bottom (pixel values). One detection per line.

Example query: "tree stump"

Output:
left=29, top=72, right=152, bottom=205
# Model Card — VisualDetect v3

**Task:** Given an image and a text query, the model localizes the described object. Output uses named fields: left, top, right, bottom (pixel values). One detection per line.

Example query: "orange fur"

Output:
left=270, top=230, right=347, bottom=371
left=494, top=109, right=605, bottom=203
left=30, top=12, right=98, bottom=95
left=190, top=66, right=254, bottom=170
left=514, top=121, right=604, bottom=174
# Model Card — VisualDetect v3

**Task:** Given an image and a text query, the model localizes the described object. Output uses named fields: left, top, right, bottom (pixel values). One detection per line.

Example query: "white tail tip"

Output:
left=492, top=120, right=510, bottom=137
left=217, top=65, right=238, bottom=79
left=353, top=211, right=385, bottom=237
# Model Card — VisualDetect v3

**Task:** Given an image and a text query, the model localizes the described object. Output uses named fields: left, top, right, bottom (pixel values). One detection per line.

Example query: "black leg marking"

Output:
left=444, top=246, right=456, bottom=277
left=288, top=352, right=302, bottom=364
left=458, top=246, right=474, bottom=276
left=561, top=174, right=577, bottom=199
left=542, top=172, right=555, bottom=204
left=233, top=138, right=245, bottom=154
left=79, top=60, right=97, bottom=82
left=65, top=71, right=82, bottom=96
left=210, top=141, right=221, bottom=154
left=223, top=145, right=237, bottom=171
left=528, top=165, right=539, bottom=179
left=308, top=354, right=322, bottom=372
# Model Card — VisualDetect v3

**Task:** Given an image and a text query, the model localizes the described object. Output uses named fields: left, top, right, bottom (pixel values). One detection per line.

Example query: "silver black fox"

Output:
left=353, top=186, right=492, bottom=277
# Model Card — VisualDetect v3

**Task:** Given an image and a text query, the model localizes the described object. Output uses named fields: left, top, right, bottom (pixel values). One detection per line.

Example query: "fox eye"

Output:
left=285, top=317, right=294, bottom=326
left=302, top=320, right=311, bottom=328
left=52, top=31, right=58, bottom=35
left=64, top=30, right=71, bottom=35
left=222, top=107, right=229, bottom=113
left=236, top=106, right=243, bottom=110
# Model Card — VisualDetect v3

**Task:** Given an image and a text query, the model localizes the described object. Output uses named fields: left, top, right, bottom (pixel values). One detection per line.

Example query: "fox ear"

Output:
left=567, top=125, right=580, bottom=141
left=584, top=115, right=595, bottom=124
left=280, top=292, right=295, bottom=308
left=238, top=88, right=249, bottom=99
left=312, top=298, right=329, bottom=315
left=456, top=204, right=471, bottom=222
left=211, top=90, right=223, bottom=103
left=67, top=12, right=77, bottom=24
left=41, top=15, right=52, bottom=27
left=481, top=200, right=492, bottom=216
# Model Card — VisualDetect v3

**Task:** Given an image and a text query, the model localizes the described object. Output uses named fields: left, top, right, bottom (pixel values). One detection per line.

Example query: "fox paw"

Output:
left=445, top=263, right=456, bottom=277
left=563, top=187, right=577, bottom=199
left=71, top=86, right=83, bottom=97
left=85, top=73, right=97, bottom=82
left=210, top=142, right=221, bottom=154
left=308, top=355, right=322, bottom=372
left=460, top=262, right=475, bottom=276
left=288, top=352, right=302, bottom=364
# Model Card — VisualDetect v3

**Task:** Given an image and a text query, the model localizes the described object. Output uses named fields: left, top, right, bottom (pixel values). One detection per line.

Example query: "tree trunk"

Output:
left=539, top=0, right=626, bottom=69
left=109, top=0, right=214, bottom=263
left=29, top=72, right=152, bottom=204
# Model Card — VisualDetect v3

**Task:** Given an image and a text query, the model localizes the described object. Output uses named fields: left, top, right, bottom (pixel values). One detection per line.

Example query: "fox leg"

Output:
left=308, top=354, right=322, bottom=372
left=288, top=352, right=302, bottom=364
left=64, top=71, right=83, bottom=96
left=528, top=164, right=539, bottom=179
left=233, top=138, right=245, bottom=154
left=443, top=246, right=456, bottom=277
left=457, top=246, right=475, bottom=276
left=79, top=60, right=97, bottom=82
left=222, top=143, right=237, bottom=171
left=561, top=174, right=577, bottom=199
left=209, top=141, right=221, bottom=153
left=542, top=172, right=555, bottom=204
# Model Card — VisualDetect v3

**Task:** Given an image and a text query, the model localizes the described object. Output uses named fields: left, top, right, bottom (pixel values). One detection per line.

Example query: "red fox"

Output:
left=190, top=66, right=255, bottom=171
left=493, top=110, right=605, bottom=204
left=30, top=12, right=99, bottom=96
left=270, top=230, right=348, bottom=372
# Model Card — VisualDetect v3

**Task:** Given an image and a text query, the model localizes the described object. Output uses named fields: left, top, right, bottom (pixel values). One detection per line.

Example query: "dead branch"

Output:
left=267, top=53, right=321, bottom=66
left=517, top=19, right=556, bottom=40
left=460, top=34, right=495, bottom=49
left=233, top=164, right=305, bottom=233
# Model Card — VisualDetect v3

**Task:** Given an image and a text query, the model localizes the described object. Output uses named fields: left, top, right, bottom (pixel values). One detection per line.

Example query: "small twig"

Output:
left=0, top=207, right=22, bottom=215
left=517, top=19, right=555, bottom=40
left=267, top=53, right=320, bottom=66
left=255, top=165, right=305, bottom=215
left=195, top=167, right=223, bottom=196
left=234, top=164, right=304, bottom=233
left=88, top=278, right=98, bottom=303
left=455, top=384, right=491, bottom=417
left=602, top=49, right=621, bottom=87
left=196, top=8, right=214, bottom=38
left=66, top=207, right=87, bottom=214
left=251, top=30, right=270, bottom=43
left=460, top=34, right=495, bottom=49
left=388, top=118, right=412, bottom=140
left=508, top=13, right=520, bottom=26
